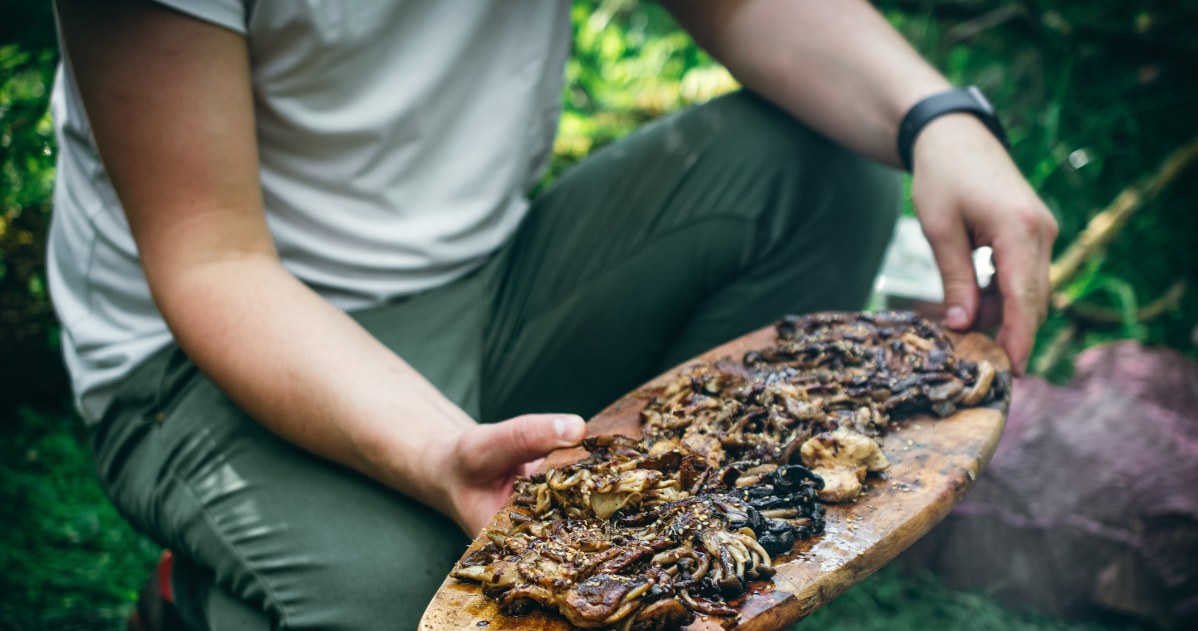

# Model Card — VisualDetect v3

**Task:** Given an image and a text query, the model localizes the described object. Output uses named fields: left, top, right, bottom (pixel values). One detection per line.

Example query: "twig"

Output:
left=1032, top=321, right=1077, bottom=376
left=1053, top=280, right=1187, bottom=325
left=1049, top=137, right=1198, bottom=292
left=946, top=4, right=1026, bottom=43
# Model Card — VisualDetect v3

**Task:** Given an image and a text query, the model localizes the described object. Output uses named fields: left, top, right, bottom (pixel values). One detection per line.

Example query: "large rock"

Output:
left=905, top=341, right=1198, bottom=628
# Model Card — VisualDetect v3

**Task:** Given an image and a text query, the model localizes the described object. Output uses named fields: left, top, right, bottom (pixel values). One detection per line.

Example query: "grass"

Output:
left=804, top=566, right=1140, bottom=631
left=0, top=406, right=159, bottom=630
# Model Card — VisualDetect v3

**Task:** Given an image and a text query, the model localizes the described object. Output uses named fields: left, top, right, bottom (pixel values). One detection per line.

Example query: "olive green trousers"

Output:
left=90, top=92, right=899, bottom=630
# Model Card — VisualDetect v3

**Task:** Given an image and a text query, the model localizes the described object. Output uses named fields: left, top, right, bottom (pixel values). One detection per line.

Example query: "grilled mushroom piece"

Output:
left=799, top=427, right=890, bottom=503
left=630, top=597, right=693, bottom=631
left=561, top=574, right=653, bottom=628
left=513, top=440, right=703, bottom=520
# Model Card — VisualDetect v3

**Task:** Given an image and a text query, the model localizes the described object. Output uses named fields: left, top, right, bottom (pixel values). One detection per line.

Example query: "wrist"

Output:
left=415, top=430, right=467, bottom=525
left=355, top=414, right=466, bottom=515
left=898, top=86, right=1009, bottom=171
left=912, top=113, right=1010, bottom=171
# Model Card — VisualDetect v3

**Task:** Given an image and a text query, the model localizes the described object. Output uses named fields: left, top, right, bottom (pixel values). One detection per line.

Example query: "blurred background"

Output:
left=2, top=0, right=1195, bottom=628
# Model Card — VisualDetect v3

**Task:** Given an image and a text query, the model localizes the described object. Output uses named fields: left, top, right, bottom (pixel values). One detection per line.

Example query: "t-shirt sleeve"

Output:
left=150, top=0, right=247, bottom=35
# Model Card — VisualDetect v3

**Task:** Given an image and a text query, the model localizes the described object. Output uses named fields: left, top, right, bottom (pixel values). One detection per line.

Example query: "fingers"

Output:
left=993, top=248, right=1036, bottom=374
left=920, top=210, right=979, bottom=331
left=992, top=205, right=1057, bottom=374
left=459, top=414, right=585, bottom=479
left=920, top=197, right=1056, bottom=374
left=908, top=114, right=1059, bottom=375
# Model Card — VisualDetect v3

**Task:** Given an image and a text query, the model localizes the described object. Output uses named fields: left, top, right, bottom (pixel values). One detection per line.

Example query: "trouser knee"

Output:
left=679, top=90, right=899, bottom=242
left=685, top=90, right=899, bottom=272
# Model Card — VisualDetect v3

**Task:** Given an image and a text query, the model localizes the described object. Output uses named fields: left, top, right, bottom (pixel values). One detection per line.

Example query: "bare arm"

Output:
left=665, top=0, right=1059, bottom=373
left=56, top=0, right=583, bottom=535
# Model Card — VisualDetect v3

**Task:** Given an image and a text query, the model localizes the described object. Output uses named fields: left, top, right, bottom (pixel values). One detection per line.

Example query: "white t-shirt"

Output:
left=48, top=0, right=572, bottom=423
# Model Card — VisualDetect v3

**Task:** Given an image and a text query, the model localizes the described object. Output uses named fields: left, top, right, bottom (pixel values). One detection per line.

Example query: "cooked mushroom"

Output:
left=629, top=597, right=693, bottom=631
left=798, top=427, right=890, bottom=503
left=454, top=454, right=822, bottom=627
left=453, top=311, right=1006, bottom=629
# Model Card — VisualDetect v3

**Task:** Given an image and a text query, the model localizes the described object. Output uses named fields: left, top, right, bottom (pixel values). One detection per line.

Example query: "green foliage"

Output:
left=0, top=20, right=63, bottom=410
left=548, top=0, right=737, bottom=181
left=801, top=565, right=1142, bottom=631
left=0, top=46, right=55, bottom=216
left=0, top=407, right=159, bottom=630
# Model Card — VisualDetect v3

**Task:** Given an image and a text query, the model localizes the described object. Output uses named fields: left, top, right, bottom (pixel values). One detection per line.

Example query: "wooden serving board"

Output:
left=421, top=325, right=1010, bottom=630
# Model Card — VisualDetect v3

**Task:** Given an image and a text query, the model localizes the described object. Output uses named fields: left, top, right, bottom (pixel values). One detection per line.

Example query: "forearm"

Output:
left=666, top=0, right=952, bottom=166
left=154, top=254, right=474, bottom=515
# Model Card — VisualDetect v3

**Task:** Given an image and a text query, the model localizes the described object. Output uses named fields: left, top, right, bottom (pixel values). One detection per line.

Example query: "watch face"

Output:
left=967, top=85, right=995, bottom=115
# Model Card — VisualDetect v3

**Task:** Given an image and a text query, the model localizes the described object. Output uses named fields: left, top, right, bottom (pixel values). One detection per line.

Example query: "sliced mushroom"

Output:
left=959, top=359, right=996, bottom=405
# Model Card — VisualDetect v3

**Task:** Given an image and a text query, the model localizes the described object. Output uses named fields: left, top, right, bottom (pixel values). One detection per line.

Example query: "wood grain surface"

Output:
left=421, top=324, right=1010, bottom=630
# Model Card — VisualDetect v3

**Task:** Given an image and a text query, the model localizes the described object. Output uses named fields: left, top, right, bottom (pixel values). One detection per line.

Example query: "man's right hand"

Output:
left=426, top=414, right=587, bottom=537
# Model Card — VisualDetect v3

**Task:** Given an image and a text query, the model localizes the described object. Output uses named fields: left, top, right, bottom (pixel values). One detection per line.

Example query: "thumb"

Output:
left=461, top=414, right=585, bottom=478
left=922, top=214, right=979, bottom=331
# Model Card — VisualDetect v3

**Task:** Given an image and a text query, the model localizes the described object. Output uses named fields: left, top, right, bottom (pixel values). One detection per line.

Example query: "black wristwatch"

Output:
left=897, top=85, right=1010, bottom=172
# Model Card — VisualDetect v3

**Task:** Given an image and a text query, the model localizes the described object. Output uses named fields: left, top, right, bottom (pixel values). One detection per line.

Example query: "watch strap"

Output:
left=897, top=86, right=1010, bottom=172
